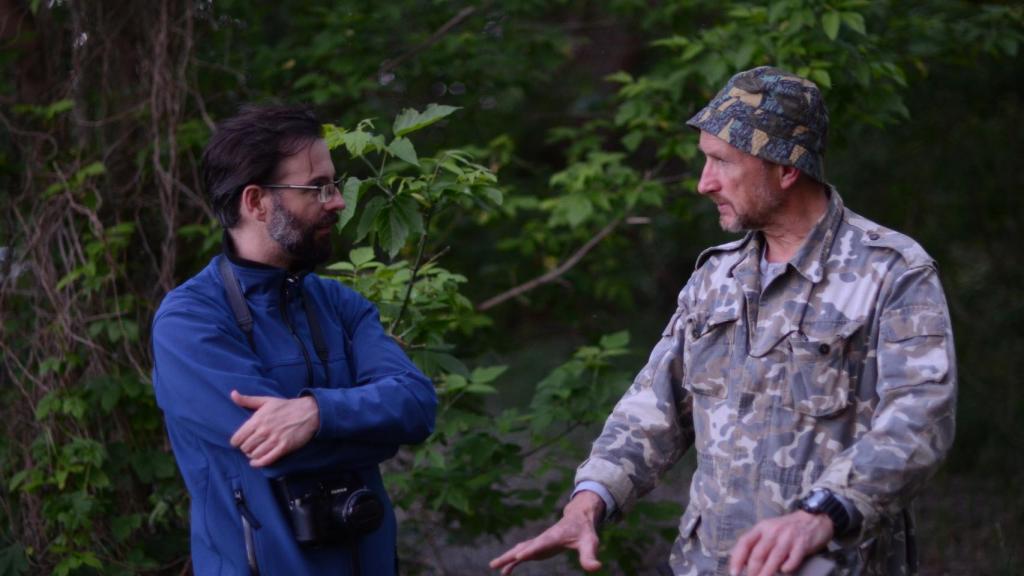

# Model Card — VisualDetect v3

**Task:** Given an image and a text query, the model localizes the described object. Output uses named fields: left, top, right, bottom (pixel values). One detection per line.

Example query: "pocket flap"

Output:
left=688, top=307, right=741, bottom=339
left=881, top=307, right=948, bottom=343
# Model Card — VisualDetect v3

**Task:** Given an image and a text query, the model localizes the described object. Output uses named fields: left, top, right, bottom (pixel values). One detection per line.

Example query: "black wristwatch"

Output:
left=797, top=488, right=850, bottom=537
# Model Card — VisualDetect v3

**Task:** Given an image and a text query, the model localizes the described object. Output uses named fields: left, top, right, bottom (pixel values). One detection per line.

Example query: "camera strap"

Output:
left=301, top=293, right=330, bottom=385
left=218, top=255, right=256, bottom=350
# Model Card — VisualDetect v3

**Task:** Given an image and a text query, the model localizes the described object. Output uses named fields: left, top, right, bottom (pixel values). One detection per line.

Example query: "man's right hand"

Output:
left=229, top=390, right=319, bottom=467
left=489, top=490, right=606, bottom=575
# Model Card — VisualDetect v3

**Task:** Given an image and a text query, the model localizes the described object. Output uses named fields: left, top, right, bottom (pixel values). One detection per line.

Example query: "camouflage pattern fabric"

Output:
left=575, top=189, right=956, bottom=575
left=686, top=66, right=829, bottom=184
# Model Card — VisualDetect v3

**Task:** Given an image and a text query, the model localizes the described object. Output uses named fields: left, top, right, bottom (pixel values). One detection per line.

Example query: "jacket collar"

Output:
left=786, top=186, right=843, bottom=284
left=220, top=232, right=312, bottom=299
left=728, top=186, right=843, bottom=285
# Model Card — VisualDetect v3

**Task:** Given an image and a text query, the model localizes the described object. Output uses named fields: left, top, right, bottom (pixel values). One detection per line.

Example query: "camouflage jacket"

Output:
left=575, top=190, right=956, bottom=575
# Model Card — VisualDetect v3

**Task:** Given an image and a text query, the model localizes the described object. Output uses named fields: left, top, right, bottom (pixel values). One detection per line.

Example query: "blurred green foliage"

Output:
left=0, top=0, right=1021, bottom=574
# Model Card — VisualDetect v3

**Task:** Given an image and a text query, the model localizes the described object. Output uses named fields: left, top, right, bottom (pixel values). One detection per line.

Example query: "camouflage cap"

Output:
left=686, top=66, right=829, bottom=183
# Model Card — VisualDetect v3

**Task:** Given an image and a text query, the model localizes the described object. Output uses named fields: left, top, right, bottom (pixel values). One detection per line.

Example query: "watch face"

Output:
left=803, top=489, right=829, bottom=510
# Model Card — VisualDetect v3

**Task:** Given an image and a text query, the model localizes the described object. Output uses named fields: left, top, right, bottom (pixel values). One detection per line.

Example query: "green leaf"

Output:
left=562, top=195, right=592, bottom=227
left=604, top=71, right=633, bottom=84
left=387, top=137, right=419, bottom=166
left=480, top=187, right=503, bottom=206
left=44, top=99, right=73, bottom=119
left=443, top=374, right=468, bottom=392
left=841, top=11, right=866, bottom=35
left=385, top=206, right=409, bottom=257
left=392, top=104, right=460, bottom=137
left=349, top=247, right=376, bottom=266
left=393, top=195, right=424, bottom=236
left=680, top=41, right=704, bottom=62
left=341, top=130, right=374, bottom=157
left=822, top=11, right=841, bottom=40
left=471, top=365, right=508, bottom=384
left=111, top=514, right=142, bottom=543
left=79, top=162, right=106, bottom=179
left=622, top=131, right=644, bottom=152
left=465, top=382, right=498, bottom=395
left=8, top=469, right=30, bottom=492
left=323, top=123, right=347, bottom=151
left=599, top=331, right=630, bottom=350
left=338, top=177, right=362, bottom=232
left=809, top=69, right=832, bottom=89
left=356, top=196, right=386, bottom=242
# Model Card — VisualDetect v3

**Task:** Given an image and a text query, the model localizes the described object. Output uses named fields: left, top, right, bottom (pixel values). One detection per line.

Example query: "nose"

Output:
left=696, top=159, right=716, bottom=196
left=322, top=187, right=346, bottom=212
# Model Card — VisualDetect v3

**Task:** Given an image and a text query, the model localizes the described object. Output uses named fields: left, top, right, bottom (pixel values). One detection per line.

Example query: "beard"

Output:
left=722, top=171, right=783, bottom=233
left=267, top=193, right=337, bottom=268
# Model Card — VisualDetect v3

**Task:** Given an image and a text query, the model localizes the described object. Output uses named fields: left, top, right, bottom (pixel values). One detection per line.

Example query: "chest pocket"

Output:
left=786, top=321, right=862, bottom=417
left=682, top=308, right=740, bottom=399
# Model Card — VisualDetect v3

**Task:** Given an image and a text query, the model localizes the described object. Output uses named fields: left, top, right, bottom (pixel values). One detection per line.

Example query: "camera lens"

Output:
left=332, top=488, right=385, bottom=536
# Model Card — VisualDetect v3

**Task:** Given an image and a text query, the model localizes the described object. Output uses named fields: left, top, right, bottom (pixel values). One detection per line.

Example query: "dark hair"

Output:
left=201, top=104, right=323, bottom=228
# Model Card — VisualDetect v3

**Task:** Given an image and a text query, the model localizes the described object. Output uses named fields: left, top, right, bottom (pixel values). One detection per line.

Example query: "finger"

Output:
left=780, top=542, right=807, bottom=573
left=746, top=533, right=774, bottom=576
left=513, top=535, right=559, bottom=562
left=250, top=443, right=285, bottom=467
left=490, top=542, right=527, bottom=569
left=757, top=540, right=790, bottom=576
left=729, top=530, right=760, bottom=575
left=575, top=531, right=602, bottom=572
left=231, top=390, right=269, bottom=410
left=238, top=434, right=263, bottom=455
left=247, top=437, right=275, bottom=461
left=230, top=420, right=254, bottom=448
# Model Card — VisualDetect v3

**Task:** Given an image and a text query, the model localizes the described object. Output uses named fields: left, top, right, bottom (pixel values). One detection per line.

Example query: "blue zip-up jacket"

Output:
left=152, top=252, right=437, bottom=575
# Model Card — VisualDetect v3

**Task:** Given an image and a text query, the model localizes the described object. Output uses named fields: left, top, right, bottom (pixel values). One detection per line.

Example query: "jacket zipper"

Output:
left=234, top=489, right=261, bottom=575
left=281, top=274, right=314, bottom=387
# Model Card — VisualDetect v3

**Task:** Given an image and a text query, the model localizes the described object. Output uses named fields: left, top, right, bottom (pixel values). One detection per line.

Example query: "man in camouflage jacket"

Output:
left=492, top=67, right=956, bottom=576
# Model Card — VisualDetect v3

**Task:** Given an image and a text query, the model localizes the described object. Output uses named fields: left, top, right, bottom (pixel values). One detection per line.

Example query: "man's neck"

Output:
left=760, top=184, right=828, bottom=263
left=227, top=227, right=292, bottom=269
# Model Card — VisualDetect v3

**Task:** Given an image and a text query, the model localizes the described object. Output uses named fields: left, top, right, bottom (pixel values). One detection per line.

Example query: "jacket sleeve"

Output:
left=303, top=288, right=437, bottom=445
left=152, top=295, right=398, bottom=477
left=815, top=264, right=957, bottom=539
left=574, top=298, right=695, bottom=514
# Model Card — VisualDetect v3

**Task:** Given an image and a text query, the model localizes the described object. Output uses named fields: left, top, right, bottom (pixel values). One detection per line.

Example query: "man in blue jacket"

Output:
left=152, top=105, right=437, bottom=575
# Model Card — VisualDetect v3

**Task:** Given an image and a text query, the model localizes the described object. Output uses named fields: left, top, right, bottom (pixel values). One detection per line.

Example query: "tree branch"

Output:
left=476, top=216, right=623, bottom=311
left=377, top=5, right=482, bottom=79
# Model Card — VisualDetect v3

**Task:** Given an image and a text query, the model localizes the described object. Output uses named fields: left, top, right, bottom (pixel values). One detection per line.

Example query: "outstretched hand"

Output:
left=728, top=510, right=833, bottom=576
left=229, top=390, right=320, bottom=467
left=489, top=490, right=606, bottom=575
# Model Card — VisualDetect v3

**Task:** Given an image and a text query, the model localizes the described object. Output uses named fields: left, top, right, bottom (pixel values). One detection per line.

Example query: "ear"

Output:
left=777, top=164, right=802, bottom=190
left=238, top=184, right=271, bottom=224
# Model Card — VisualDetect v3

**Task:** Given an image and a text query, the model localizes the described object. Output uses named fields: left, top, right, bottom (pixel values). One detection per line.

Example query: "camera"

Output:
left=273, top=471, right=384, bottom=547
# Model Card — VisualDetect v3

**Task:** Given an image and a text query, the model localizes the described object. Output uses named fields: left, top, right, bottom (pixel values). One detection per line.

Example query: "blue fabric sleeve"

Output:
left=572, top=481, right=618, bottom=521
left=303, top=291, right=437, bottom=444
left=152, top=296, right=397, bottom=477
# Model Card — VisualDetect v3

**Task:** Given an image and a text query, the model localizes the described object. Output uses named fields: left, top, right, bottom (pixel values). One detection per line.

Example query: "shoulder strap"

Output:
left=301, top=294, right=331, bottom=385
left=217, top=255, right=256, bottom=350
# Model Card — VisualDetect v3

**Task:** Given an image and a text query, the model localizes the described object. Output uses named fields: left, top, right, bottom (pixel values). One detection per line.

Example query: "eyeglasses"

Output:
left=259, top=178, right=343, bottom=203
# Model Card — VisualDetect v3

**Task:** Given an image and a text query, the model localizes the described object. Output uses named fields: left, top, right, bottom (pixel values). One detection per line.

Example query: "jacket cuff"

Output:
left=575, top=457, right=635, bottom=514
left=816, top=483, right=879, bottom=546
left=572, top=481, right=618, bottom=522
left=300, top=388, right=337, bottom=439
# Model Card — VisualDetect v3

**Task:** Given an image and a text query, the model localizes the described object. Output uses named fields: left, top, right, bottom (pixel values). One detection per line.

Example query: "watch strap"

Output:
left=798, top=489, right=851, bottom=537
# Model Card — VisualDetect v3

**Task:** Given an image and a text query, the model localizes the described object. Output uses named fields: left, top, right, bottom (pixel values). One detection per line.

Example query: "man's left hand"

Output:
left=728, top=510, right=833, bottom=576
left=229, top=390, right=319, bottom=467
